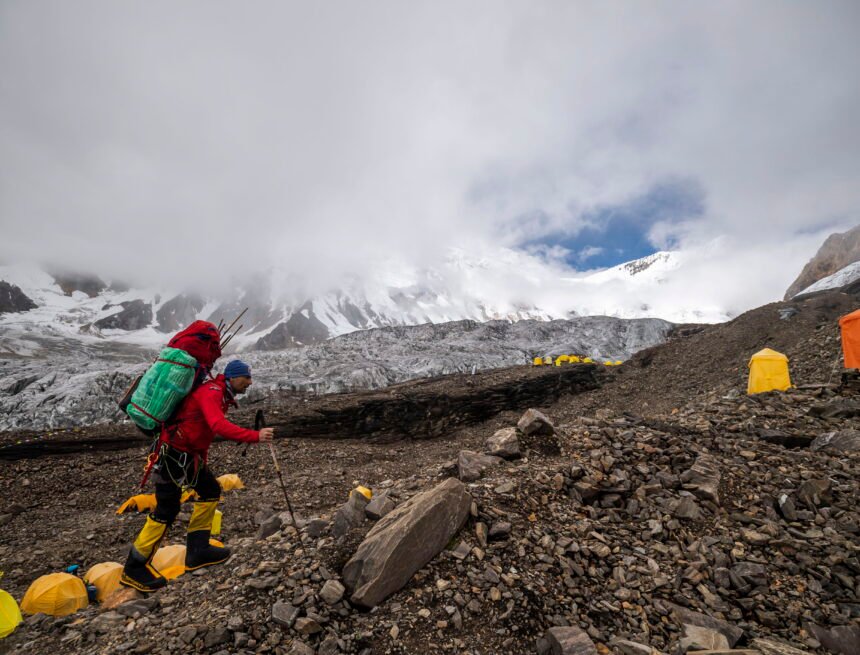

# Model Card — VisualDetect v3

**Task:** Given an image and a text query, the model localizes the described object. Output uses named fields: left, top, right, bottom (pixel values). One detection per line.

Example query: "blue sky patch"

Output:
left=522, top=178, right=705, bottom=270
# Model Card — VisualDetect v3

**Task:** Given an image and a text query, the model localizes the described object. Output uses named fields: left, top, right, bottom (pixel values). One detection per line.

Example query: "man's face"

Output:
left=229, top=375, right=253, bottom=394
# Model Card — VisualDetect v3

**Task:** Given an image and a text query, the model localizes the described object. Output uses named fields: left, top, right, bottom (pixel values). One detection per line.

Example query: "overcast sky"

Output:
left=1, top=2, right=858, bottom=307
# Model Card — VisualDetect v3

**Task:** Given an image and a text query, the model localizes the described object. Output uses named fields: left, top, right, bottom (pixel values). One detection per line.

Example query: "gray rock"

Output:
left=319, top=579, right=345, bottom=605
left=457, top=450, right=503, bottom=482
left=796, top=478, right=832, bottom=509
left=204, top=627, right=230, bottom=648
left=810, top=429, right=860, bottom=452
left=271, top=601, right=300, bottom=628
left=332, top=491, right=370, bottom=538
left=178, top=625, right=198, bottom=644
left=89, top=611, right=125, bottom=633
left=518, top=408, right=555, bottom=436
left=751, top=638, right=814, bottom=655
left=776, top=493, right=798, bottom=521
left=544, top=626, right=598, bottom=655
left=666, top=602, right=743, bottom=647
left=256, top=514, right=283, bottom=539
left=680, top=454, right=722, bottom=504
left=806, top=623, right=860, bottom=655
left=486, top=427, right=521, bottom=459
left=609, top=639, right=654, bottom=655
left=488, top=521, right=512, bottom=540
left=365, top=493, right=396, bottom=520
left=116, top=597, right=158, bottom=618
left=294, top=617, right=323, bottom=635
left=680, top=624, right=730, bottom=652
left=288, top=641, right=316, bottom=655
left=343, top=478, right=472, bottom=608
left=306, top=518, right=330, bottom=538
left=673, top=495, right=702, bottom=520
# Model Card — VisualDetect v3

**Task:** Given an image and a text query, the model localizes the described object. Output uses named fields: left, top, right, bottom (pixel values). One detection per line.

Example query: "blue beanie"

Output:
left=224, top=360, right=252, bottom=379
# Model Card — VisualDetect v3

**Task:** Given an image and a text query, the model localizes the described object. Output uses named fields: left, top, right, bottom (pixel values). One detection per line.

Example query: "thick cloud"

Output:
left=1, top=1, right=858, bottom=304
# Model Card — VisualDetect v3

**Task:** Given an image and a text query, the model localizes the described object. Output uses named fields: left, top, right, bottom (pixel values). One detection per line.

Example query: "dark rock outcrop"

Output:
left=94, top=300, right=153, bottom=331
left=156, top=294, right=205, bottom=332
left=254, top=307, right=330, bottom=350
left=0, top=281, right=37, bottom=314
left=785, top=225, right=860, bottom=299
left=49, top=270, right=107, bottom=297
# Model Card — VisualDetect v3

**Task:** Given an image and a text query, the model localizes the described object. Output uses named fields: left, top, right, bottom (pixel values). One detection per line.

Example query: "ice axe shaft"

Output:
left=256, top=410, right=302, bottom=540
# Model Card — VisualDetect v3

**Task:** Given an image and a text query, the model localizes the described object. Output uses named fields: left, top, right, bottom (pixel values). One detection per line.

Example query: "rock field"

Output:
left=0, top=290, right=858, bottom=655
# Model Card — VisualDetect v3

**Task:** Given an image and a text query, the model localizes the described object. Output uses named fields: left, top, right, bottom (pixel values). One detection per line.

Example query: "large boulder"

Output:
left=457, top=450, right=503, bottom=482
left=517, top=408, right=555, bottom=435
left=342, top=478, right=471, bottom=608
left=486, top=427, right=521, bottom=459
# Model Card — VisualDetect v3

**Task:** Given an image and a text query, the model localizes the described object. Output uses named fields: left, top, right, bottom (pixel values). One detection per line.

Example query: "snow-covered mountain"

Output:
left=0, top=248, right=722, bottom=358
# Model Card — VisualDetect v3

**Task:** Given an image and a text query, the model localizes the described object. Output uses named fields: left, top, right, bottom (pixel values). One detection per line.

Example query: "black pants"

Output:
left=150, top=446, right=221, bottom=526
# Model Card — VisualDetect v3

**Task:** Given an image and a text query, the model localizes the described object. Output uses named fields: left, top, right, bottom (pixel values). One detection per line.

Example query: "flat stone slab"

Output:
left=343, top=478, right=472, bottom=608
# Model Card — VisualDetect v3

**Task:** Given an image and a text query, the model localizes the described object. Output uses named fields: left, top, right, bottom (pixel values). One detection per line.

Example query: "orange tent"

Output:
left=838, top=310, right=860, bottom=368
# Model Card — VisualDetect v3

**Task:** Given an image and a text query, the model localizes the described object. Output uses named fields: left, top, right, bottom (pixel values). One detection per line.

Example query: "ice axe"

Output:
left=255, top=409, right=302, bottom=540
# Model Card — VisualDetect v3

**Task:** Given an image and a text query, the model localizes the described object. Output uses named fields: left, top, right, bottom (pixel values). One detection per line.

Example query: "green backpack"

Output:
left=120, top=347, right=198, bottom=433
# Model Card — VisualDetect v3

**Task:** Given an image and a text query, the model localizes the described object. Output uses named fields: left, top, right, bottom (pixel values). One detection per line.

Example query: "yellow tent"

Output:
left=20, top=573, right=88, bottom=617
left=569, top=355, right=581, bottom=363
left=152, top=545, right=186, bottom=580
left=532, top=356, right=543, bottom=366
left=84, top=562, right=123, bottom=603
left=554, top=355, right=571, bottom=366
left=582, top=357, right=594, bottom=363
left=748, top=348, right=792, bottom=394
left=352, top=486, right=372, bottom=501
left=217, top=474, right=245, bottom=491
left=116, top=494, right=157, bottom=514
left=0, top=589, right=22, bottom=638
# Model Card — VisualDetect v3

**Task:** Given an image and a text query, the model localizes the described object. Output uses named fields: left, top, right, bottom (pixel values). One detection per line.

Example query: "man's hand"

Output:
left=258, top=427, right=274, bottom=443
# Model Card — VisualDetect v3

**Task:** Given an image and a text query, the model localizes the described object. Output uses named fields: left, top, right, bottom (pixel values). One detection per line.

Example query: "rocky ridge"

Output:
left=785, top=225, right=860, bottom=300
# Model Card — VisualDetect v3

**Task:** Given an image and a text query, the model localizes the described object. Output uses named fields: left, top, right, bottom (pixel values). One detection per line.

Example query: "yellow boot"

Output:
left=120, top=515, right=169, bottom=592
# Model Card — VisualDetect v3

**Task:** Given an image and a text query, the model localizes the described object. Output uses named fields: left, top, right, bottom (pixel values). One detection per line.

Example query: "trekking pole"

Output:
left=220, top=308, right=248, bottom=337
left=256, top=410, right=303, bottom=541
left=220, top=324, right=244, bottom=350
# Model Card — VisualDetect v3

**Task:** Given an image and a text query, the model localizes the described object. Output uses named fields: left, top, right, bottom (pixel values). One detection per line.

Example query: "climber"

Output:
left=120, top=359, right=275, bottom=592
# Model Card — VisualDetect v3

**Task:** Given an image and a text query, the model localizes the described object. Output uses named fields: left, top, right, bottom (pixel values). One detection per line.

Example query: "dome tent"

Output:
left=747, top=348, right=792, bottom=394
left=0, top=589, right=22, bottom=638
left=20, top=573, right=88, bottom=617
left=152, top=544, right=187, bottom=580
left=84, top=562, right=123, bottom=603
left=838, top=309, right=860, bottom=368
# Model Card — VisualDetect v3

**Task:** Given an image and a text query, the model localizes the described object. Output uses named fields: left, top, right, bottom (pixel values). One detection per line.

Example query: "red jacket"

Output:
left=168, top=374, right=258, bottom=458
